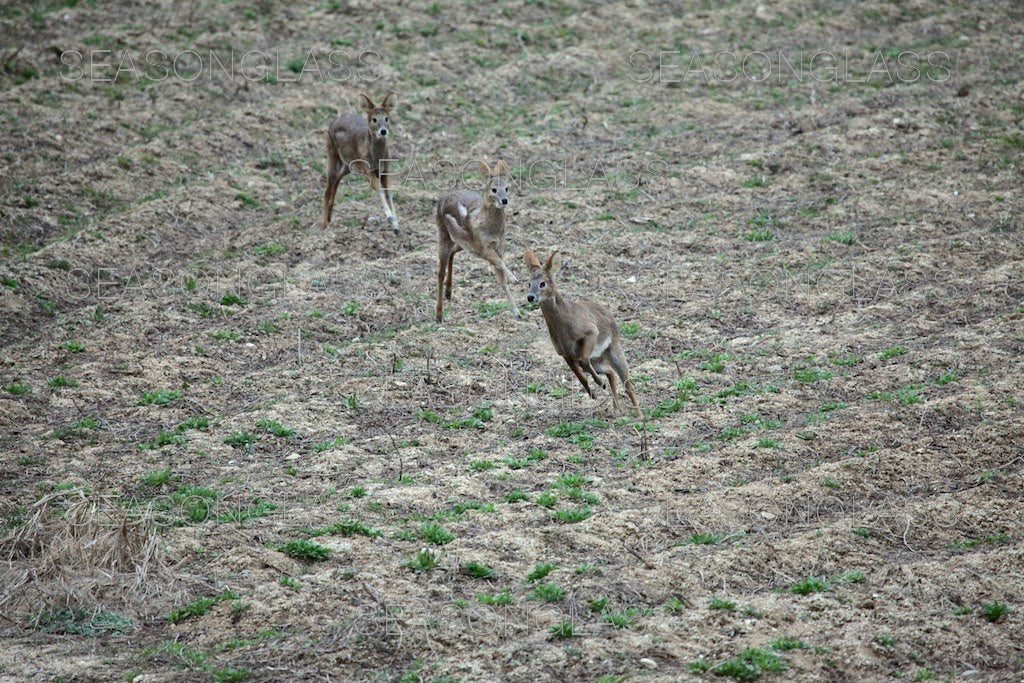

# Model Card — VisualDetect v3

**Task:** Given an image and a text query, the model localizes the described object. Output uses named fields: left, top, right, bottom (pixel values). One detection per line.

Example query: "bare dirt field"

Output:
left=1, top=0, right=1023, bottom=681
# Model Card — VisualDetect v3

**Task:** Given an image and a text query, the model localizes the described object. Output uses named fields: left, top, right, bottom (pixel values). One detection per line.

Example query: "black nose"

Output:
left=379, top=129, right=387, bottom=136
left=501, top=198, right=508, bottom=205
left=527, top=294, right=536, bottom=302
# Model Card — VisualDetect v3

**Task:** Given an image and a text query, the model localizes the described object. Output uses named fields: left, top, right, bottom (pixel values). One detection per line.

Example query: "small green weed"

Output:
left=138, top=389, right=181, bottom=406
left=530, top=583, right=565, bottom=602
left=790, top=577, right=829, bottom=595
left=279, top=539, right=330, bottom=562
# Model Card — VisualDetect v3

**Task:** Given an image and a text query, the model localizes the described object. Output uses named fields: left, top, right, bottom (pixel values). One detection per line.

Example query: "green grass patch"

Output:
left=35, top=609, right=134, bottom=636
left=139, top=430, right=186, bottom=450
left=709, top=597, right=736, bottom=611
left=406, top=548, right=440, bottom=572
left=712, top=648, right=786, bottom=680
left=525, top=562, right=558, bottom=583
left=475, top=301, right=510, bottom=319
left=770, top=636, right=807, bottom=651
left=478, top=590, right=514, bottom=606
left=981, top=601, right=1009, bottom=622
left=790, top=576, right=829, bottom=595
left=313, top=437, right=349, bottom=452
left=552, top=507, right=592, bottom=523
left=224, top=431, right=260, bottom=448
left=793, top=368, right=833, bottom=383
left=256, top=419, right=296, bottom=438
left=879, top=346, right=908, bottom=360
left=419, top=522, right=455, bottom=545
left=827, top=231, right=856, bottom=245
left=279, top=539, right=330, bottom=562
left=138, top=389, right=181, bottom=406
left=462, top=562, right=496, bottom=579
left=167, top=592, right=238, bottom=623
left=530, top=583, right=565, bottom=602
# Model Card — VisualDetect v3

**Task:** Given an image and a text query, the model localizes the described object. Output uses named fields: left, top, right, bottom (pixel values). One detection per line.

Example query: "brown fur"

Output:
left=435, top=160, right=520, bottom=322
left=322, top=92, right=399, bottom=233
left=525, top=250, right=642, bottom=418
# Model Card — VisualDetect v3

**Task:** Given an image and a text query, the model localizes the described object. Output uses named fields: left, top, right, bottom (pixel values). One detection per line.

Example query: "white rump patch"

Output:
left=590, top=336, right=612, bottom=359
left=457, top=203, right=468, bottom=218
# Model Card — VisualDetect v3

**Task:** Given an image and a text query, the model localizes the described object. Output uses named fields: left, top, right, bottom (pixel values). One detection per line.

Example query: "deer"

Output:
left=321, top=92, right=399, bottom=234
left=435, top=160, right=520, bottom=322
left=525, top=250, right=642, bottom=418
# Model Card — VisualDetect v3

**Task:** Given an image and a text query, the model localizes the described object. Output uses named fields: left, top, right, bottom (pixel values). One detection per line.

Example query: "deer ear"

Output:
left=545, top=251, right=562, bottom=275
left=478, top=161, right=491, bottom=180
left=381, top=92, right=397, bottom=112
left=494, top=159, right=510, bottom=177
left=525, top=250, right=541, bottom=269
left=358, top=93, right=374, bottom=112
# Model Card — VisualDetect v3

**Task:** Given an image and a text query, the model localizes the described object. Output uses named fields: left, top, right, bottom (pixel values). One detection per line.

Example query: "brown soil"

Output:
left=1, top=1, right=1022, bottom=681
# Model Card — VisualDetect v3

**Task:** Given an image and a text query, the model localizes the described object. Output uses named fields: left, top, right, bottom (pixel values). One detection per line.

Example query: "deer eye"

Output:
left=372, top=117, right=378, bottom=123
left=539, top=281, right=546, bottom=288
left=491, top=187, right=497, bottom=193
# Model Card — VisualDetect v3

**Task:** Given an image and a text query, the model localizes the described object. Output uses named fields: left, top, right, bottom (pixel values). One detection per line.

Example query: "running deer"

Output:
left=525, top=250, right=642, bottom=418
left=322, top=92, right=399, bottom=233
left=435, top=160, right=520, bottom=322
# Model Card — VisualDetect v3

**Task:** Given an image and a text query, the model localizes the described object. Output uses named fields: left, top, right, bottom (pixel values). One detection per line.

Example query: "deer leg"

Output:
left=468, top=233, right=519, bottom=284
left=437, top=240, right=453, bottom=323
left=474, top=245, right=521, bottom=317
left=445, top=249, right=458, bottom=300
left=322, top=155, right=347, bottom=230
left=368, top=174, right=393, bottom=230
left=444, top=217, right=521, bottom=319
left=567, top=358, right=595, bottom=399
left=604, top=369, right=623, bottom=414
left=578, top=335, right=606, bottom=388
left=624, top=378, right=642, bottom=418
left=610, top=347, right=643, bottom=418
left=381, top=173, right=399, bottom=234
left=493, top=265, right=522, bottom=320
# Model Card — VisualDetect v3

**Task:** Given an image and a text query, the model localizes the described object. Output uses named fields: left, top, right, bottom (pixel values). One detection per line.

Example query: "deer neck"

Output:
left=366, top=132, right=388, bottom=161
left=539, top=291, right=567, bottom=318
left=475, top=200, right=505, bottom=233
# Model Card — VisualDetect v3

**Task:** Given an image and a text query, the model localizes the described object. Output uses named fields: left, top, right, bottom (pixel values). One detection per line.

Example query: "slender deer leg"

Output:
left=610, top=348, right=642, bottom=418
left=369, top=174, right=394, bottom=229
left=474, top=245, right=520, bottom=317
left=381, top=173, right=399, bottom=234
left=322, top=154, right=348, bottom=229
left=605, top=370, right=623, bottom=413
left=624, top=378, right=642, bottom=418
left=493, top=266, right=522, bottom=320
left=567, top=358, right=595, bottom=398
left=437, top=240, right=453, bottom=323
left=578, top=334, right=605, bottom=387
left=444, top=214, right=522, bottom=319
left=445, top=250, right=457, bottom=300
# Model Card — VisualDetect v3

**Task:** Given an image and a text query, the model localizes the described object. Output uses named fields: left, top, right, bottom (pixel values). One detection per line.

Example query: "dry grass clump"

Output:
left=0, top=489, right=183, bottom=626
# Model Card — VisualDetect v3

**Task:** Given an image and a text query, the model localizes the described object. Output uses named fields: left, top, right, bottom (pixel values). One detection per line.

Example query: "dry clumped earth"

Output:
left=1, top=0, right=1023, bottom=681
